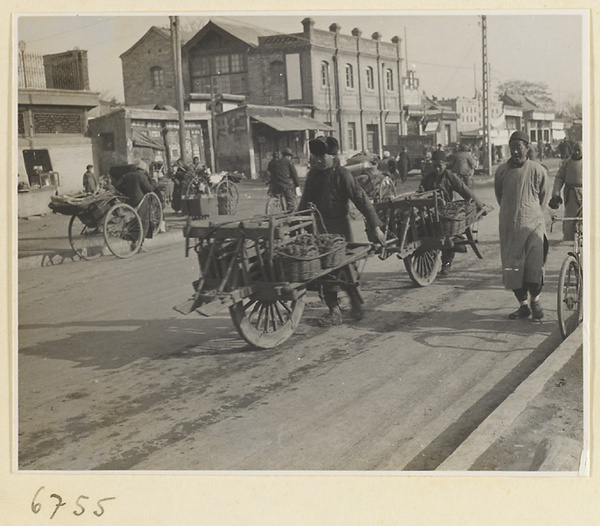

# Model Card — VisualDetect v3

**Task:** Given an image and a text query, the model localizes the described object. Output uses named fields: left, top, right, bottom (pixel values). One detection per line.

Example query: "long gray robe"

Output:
left=552, top=158, right=582, bottom=241
left=494, top=159, right=547, bottom=289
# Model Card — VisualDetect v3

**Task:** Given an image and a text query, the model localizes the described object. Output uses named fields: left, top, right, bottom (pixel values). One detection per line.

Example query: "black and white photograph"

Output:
left=8, top=6, right=594, bottom=523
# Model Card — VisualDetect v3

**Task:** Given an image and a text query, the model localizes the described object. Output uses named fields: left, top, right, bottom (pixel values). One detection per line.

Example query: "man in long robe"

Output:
left=494, top=131, right=548, bottom=321
left=549, top=141, right=582, bottom=241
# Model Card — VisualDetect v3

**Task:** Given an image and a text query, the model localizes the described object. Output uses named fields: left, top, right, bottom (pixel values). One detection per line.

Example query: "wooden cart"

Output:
left=371, top=189, right=489, bottom=286
left=174, top=209, right=372, bottom=349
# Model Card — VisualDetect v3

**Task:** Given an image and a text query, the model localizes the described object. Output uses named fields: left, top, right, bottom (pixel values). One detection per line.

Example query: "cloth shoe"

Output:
left=349, top=296, right=365, bottom=321
left=318, top=308, right=343, bottom=327
left=530, top=301, right=545, bottom=320
left=439, top=262, right=451, bottom=276
left=508, top=304, right=531, bottom=320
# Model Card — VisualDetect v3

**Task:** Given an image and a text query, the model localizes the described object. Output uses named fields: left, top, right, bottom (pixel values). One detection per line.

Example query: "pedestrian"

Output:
left=299, top=136, right=386, bottom=326
left=267, top=147, right=301, bottom=211
left=82, top=164, right=99, bottom=194
left=494, top=130, right=548, bottom=321
left=419, top=150, right=486, bottom=276
left=420, top=150, right=433, bottom=179
left=451, top=143, right=477, bottom=188
left=111, top=160, right=158, bottom=240
left=549, top=141, right=582, bottom=241
left=397, top=147, right=412, bottom=183
left=171, top=159, right=190, bottom=212
left=558, top=138, right=572, bottom=159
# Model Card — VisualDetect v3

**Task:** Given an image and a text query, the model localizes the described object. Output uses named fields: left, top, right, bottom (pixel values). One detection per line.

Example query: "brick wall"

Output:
left=121, top=30, right=176, bottom=107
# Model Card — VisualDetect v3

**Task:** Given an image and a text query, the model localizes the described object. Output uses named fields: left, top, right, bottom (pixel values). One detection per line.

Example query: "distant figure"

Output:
left=558, top=138, right=572, bottom=159
left=397, top=147, right=412, bottom=183
left=549, top=141, right=582, bottom=241
left=82, top=164, right=99, bottom=194
left=451, top=143, right=476, bottom=188
left=267, top=148, right=301, bottom=211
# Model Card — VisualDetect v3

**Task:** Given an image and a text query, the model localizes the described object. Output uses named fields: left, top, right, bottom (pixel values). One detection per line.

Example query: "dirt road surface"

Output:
left=17, top=174, right=583, bottom=471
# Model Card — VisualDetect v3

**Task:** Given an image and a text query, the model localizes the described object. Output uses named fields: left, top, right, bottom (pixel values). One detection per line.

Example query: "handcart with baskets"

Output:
left=174, top=208, right=372, bottom=349
left=369, top=189, right=491, bottom=286
left=49, top=190, right=163, bottom=260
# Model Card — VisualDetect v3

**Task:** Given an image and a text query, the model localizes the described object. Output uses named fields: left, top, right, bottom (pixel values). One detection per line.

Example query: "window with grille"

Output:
left=151, top=67, right=164, bottom=88
left=18, top=112, right=25, bottom=135
left=321, top=62, right=329, bottom=88
left=345, top=64, right=354, bottom=89
left=190, top=53, right=248, bottom=95
left=33, top=113, right=82, bottom=134
left=348, top=122, right=357, bottom=150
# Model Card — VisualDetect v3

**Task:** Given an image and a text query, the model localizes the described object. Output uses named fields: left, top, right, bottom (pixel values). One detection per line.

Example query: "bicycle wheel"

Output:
left=404, top=249, right=442, bottom=287
left=229, top=297, right=305, bottom=349
left=557, top=254, right=582, bottom=339
left=143, top=192, right=163, bottom=235
left=265, top=195, right=284, bottom=215
left=103, top=203, right=143, bottom=258
left=375, top=177, right=396, bottom=203
left=68, top=215, right=105, bottom=260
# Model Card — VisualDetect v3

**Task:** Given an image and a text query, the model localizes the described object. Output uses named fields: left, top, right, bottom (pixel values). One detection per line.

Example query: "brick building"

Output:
left=119, top=17, right=405, bottom=174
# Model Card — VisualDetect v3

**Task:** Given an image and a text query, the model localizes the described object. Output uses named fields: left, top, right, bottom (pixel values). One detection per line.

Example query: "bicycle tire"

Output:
left=557, top=254, right=582, bottom=339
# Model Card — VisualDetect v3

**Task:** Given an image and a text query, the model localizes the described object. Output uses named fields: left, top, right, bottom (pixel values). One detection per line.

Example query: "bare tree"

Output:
left=496, top=80, right=555, bottom=110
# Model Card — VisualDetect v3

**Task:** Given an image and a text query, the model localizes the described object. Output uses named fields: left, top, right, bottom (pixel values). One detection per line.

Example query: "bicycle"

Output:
left=552, top=207, right=583, bottom=339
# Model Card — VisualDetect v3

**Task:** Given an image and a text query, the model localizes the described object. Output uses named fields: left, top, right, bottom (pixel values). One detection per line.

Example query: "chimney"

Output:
left=302, top=18, right=315, bottom=35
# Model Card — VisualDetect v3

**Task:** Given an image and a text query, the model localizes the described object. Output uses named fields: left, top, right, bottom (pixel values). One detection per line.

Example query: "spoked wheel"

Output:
left=229, top=297, right=305, bottom=349
left=216, top=178, right=239, bottom=213
left=265, top=195, right=285, bottom=215
left=103, top=203, right=144, bottom=258
left=144, top=192, right=163, bottom=235
left=403, top=249, right=442, bottom=287
left=68, top=215, right=105, bottom=260
left=557, top=254, right=582, bottom=339
left=375, top=177, right=396, bottom=203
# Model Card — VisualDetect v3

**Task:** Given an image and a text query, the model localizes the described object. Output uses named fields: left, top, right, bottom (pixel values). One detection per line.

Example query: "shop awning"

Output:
left=424, top=121, right=438, bottom=133
left=132, top=129, right=164, bottom=150
left=251, top=115, right=334, bottom=132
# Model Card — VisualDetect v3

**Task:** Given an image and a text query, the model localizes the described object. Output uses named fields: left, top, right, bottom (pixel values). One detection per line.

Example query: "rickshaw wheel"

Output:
left=103, top=203, right=144, bottom=259
left=229, top=298, right=305, bottom=349
left=557, top=254, right=582, bottom=339
left=216, top=178, right=240, bottom=206
left=144, top=192, right=163, bottom=235
left=68, top=215, right=104, bottom=260
left=404, top=249, right=442, bottom=287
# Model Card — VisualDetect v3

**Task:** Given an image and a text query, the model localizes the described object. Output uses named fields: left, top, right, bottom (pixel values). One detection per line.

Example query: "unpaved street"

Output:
left=17, top=178, right=581, bottom=471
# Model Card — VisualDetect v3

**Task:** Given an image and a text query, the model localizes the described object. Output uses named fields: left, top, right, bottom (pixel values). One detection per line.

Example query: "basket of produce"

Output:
left=439, top=200, right=477, bottom=237
left=316, top=234, right=347, bottom=269
left=275, top=234, right=322, bottom=282
left=49, top=192, right=116, bottom=225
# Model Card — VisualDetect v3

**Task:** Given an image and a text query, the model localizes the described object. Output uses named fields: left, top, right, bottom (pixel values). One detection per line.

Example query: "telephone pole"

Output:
left=481, top=15, right=492, bottom=176
left=170, top=16, right=188, bottom=165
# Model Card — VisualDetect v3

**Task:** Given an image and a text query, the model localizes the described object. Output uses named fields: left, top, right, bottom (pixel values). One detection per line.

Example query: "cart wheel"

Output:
left=68, top=215, right=105, bottom=260
left=557, top=254, right=582, bottom=339
left=144, top=192, right=163, bottom=235
left=229, top=298, right=305, bottom=349
left=216, top=179, right=239, bottom=209
left=375, top=177, right=396, bottom=203
left=103, top=203, right=144, bottom=258
left=404, top=249, right=442, bottom=287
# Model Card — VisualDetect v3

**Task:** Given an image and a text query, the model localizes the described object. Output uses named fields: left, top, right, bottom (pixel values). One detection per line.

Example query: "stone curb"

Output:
left=437, top=326, right=584, bottom=472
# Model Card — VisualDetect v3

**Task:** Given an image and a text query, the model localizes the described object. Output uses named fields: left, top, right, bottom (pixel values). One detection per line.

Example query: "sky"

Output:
left=16, top=11, right=585, bottom=106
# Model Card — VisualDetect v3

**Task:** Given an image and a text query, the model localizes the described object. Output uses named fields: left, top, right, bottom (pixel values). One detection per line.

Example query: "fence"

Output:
left=17, top=52, right=46, bottom=89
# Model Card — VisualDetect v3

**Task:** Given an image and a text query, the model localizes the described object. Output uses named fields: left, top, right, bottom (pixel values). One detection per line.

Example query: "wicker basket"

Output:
left=439, top=200, right=477, bottom=237
left=276, top=251, right=322, bottom=282
left=316, top=234, right=347, bottom=268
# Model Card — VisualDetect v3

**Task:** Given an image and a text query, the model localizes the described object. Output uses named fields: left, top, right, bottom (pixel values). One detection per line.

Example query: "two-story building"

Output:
left=118, top=17, right=405, bottom=178
left=17, top=48, right=99, bottom=217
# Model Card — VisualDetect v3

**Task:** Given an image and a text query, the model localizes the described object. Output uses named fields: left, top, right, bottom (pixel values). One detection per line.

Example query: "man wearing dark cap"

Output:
left=419, top=149, right=486, bottom=275
left=494, top=130, right=548, bottom=321
left=267, top=147, right=301, bottom=212
left=299, top=136, right=386, bottom=326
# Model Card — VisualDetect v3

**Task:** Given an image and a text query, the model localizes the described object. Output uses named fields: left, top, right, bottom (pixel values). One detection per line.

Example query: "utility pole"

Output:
left=170, top=16, right=188, bottom=165
left=481, top=15, right=492, bottom=176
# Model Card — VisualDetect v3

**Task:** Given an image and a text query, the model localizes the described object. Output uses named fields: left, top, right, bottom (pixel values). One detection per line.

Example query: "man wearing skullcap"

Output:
left=299, top=136, right=386, bottom=326
left=549, top=141, right=582, bottom=241
left=267, top=147, right=301, bottom=211
left=419, top=149, right=485, bottom=275
left=495, top=130, right=548, bottom=321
